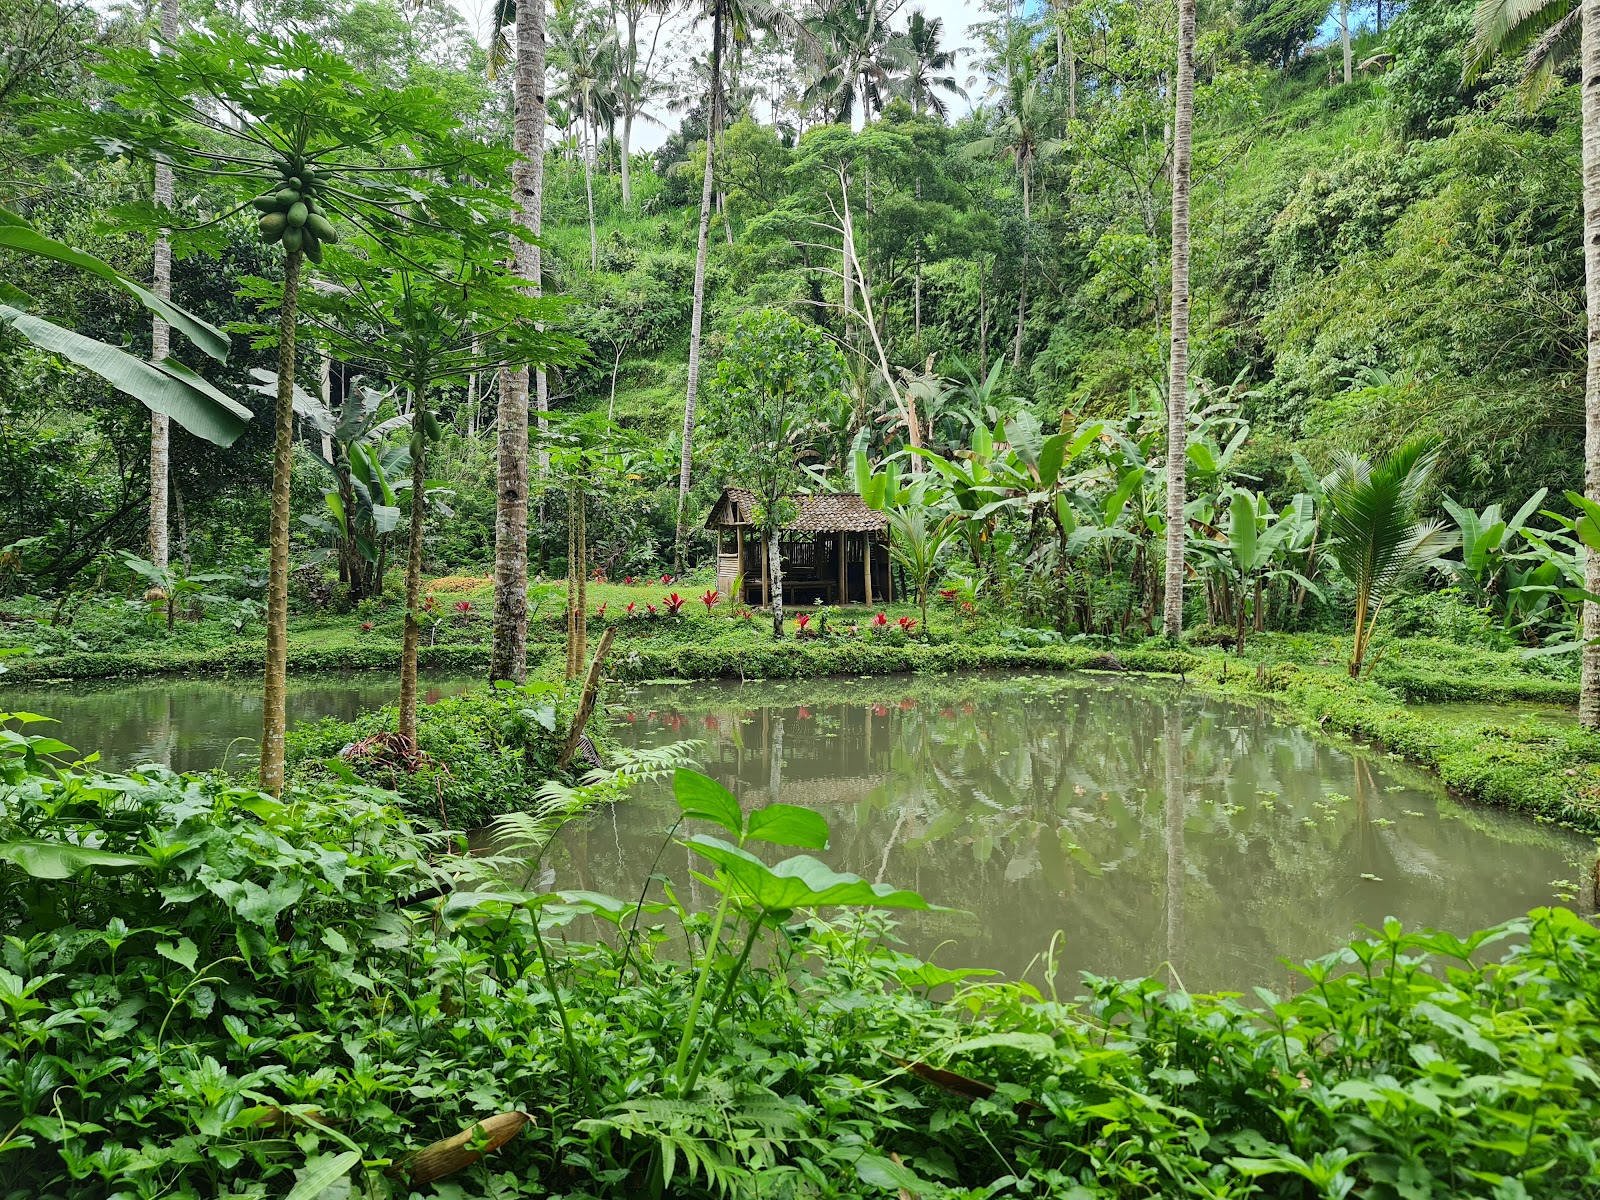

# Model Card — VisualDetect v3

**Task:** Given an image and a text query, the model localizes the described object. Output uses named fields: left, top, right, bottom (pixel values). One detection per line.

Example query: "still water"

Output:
left=0, top=671, right=479, bottom=773
left=543, top=673, right=1596, bottom=991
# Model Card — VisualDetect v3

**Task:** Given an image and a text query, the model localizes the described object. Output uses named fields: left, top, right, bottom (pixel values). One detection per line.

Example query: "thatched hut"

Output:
left=706, top=486, right=895, bottom=606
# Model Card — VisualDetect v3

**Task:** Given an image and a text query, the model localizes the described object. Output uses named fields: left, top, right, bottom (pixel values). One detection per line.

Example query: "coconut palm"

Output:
left=675, top=0, right=807, bottom=573
left=1322, top=438, right=1460, bottom=679
left=1463, top=0, right=1577, bottom=98
left=487, top=0, right=548, bottom=685
left=892, top=9, right=966, bottom=119
left=550, top=10, right=619, bottom=270
left=1163, top=0, right=1197, bottom=640
left=148, top=0, right=181, bottom=572
left=962, top=62, right=1059, bottom=370
left=802, top=0, right=911, bottom=125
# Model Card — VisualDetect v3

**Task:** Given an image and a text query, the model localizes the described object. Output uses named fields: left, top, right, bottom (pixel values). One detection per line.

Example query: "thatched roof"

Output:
left=707, top=487, right=888, bottom=534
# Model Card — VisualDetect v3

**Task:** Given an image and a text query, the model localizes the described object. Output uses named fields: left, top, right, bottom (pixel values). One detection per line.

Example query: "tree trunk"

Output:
left=148, top=0, right=181, bottom=571
left=258, top=247, right=303, bottom=796
left=767, top=528, right=784, bottom=638
left=584, top=111, right=598, bottom=270
left=1339, top=0, right=1352, bottom=84
left=399, top=423, right=427, bottom=745
left=1584, top=0, right=1600, bottom=726
left=1162, top=0, right=1196, bottom=641
left=575, top=479, right=588, bottom=675
left=1013, top=171, right=1029, bottom=371
left=978, top=257, right=988, bottom=379
left=675, top=0, right=722, bottom=575
left=621, top=109, right=633, bottom=208
left=492, top=0, right=547, bottom=685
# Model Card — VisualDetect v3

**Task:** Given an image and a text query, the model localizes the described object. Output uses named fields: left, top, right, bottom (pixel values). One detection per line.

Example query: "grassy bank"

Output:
left=7, top=579, right=1598, bottom=833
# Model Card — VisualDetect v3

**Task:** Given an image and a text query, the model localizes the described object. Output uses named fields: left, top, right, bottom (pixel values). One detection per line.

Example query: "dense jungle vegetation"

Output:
left=3, top=0, right=1600, bottom=1194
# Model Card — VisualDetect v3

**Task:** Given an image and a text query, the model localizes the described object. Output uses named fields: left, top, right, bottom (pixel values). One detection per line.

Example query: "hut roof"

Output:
left=707, top=487, right=888, bottom=533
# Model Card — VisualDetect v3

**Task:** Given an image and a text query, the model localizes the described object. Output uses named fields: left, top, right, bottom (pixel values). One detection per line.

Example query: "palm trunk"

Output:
left=1013, top=171, right=1029, bottom=370
left=584, top=111, right=598, bottom=270
left=491, top=0, right=547, bottom=684
left=675, top=0, right=722, bottom=575
left=258, top=247, right=303, bottom=796
left=1582, top=0, right=1600, bottom=726
left=621, top=109, right=634, bottom=208
left=978, top=257, right=988, bottom=379
left=148, top=0, right=181, bottom=570
left=399, top=420, right=427, bottom=745
left=1161, top=0, right=1196, bottom=641
left=767, top=527, right=784, bottom=638
left=1339, top=0, right=1352, bottom=84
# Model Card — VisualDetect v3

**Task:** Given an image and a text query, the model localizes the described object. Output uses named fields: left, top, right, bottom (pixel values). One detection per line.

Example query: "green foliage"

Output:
left=2, top=747, right=1599, bottom=1197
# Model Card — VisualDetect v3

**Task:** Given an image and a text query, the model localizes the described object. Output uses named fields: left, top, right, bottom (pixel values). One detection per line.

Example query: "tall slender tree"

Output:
left=893, top=9, right=966, bottom=118
left=1581, top=0, right=1600, bottom=725
left=490, top=0, right=549, bottom=685
left=1162, top=0, right=1197, bottom=640
left=148, top=0, right=181, bottom=571
left=612, top=0, right=671, bottom=208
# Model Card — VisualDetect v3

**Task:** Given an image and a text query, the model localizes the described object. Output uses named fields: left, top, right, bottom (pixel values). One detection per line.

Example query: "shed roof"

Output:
left=707, top=487, right=888, bottom=533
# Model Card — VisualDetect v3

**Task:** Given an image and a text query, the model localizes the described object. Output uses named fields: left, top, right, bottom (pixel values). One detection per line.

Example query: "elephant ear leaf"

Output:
left=0, top=839, right=155, bottom=880
left=745, top=803, right=828, bottom=850
left=673, top=769, right=743, bottom=838
left=685, top=835, right=939, bottom=912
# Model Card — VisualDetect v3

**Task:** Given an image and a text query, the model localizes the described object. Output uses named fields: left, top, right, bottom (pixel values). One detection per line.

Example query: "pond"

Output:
left=540, top=672, right=1596, bottom=991
left=0, top=670, right=480, bottom=773
left=5, top=667, right=1592, bottom=992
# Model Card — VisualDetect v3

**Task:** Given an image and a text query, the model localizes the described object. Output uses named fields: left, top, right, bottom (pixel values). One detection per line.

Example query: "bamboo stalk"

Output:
left=384, top=1111, right=532, bottom=1185
left=559, top=625, right=616, bottom=768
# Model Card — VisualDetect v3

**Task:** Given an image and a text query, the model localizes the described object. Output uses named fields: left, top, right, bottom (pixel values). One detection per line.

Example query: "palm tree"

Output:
left=1162, top=0, right=1197, bottom=641
left=1323, top=438, right=1459, bottom=679
left=550, top=11, right=618, bottom=270
left=613, top=0, right=671, bottom=208
left=1464, top=0, right=1578, bottom=99
left=489, top=0, right=547, bottom=685
left=963, top=62, right=1058, bottom=371
left=675, top=0, right=805, bottom=573
left=893, top=9, right=965, bottom=119
left=148, top=0, right=181, bottom=573
left=802, top=0, right=910, bottom=125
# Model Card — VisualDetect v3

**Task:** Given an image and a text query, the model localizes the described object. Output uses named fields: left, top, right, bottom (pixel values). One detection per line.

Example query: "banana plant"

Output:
left=118, top=553, right=243, bottom=634
left=1198, top=489, right=1321, bottom=652
left=1442, top=488, right=1547, bottom=611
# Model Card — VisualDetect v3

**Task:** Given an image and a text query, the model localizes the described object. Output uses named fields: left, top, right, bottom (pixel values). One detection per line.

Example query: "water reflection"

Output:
left=0, top=672, right=479, bottom=773
left=547, top=673, right=1594, bottom=990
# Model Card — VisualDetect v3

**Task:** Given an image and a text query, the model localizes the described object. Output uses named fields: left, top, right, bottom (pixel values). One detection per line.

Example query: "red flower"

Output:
left=699, top=588, right=721, bottom=613
left=421, top=594, right=440, bottom=615
left=453, top=600, right=472, bottom=614
left=897, top=616, right=918, bottom=632
left=795, top=612, right=812, bottom=632
left=647, top=603, right=658, bottom=615
left=624, top=575, right=635, bottom=585
left=939, top=588, right=958, bottom=602
left=796, top=705, right=812, bottom=719
left=360, top=621, right=374, bottom=632
left=660, top=574, right=674, bottom=585
left=625, top=601, right=637, bottom=616
left=663, top=593, right=685, bottom=615
left=596, top=602, right=608, bottom=617
left=871, top=612, right=889, bottom=629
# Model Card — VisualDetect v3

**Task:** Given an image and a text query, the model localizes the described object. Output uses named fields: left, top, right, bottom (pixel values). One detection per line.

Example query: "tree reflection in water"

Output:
left=546, top=672, right=1594, bottom=990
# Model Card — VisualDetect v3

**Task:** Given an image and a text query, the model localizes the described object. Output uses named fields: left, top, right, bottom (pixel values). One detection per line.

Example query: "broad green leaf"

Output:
left=854, top=1154, right=930, bottom=1193
left=686, top=835, right=936, bottom=911
left=0, top=839, right=155, bottom=879
left=745, top=803, right=829, bottom=850
left=673, top=769, right=743, bottom=837
left=283, top=1150, right=361, bottom=1200
left=948, top=1032, right=1057, bottom=1058
left=157, top=937, right=199, bottom=972
left=0, top=217, right=230, bottom=362
left=0, top=306, right=250, bottom=447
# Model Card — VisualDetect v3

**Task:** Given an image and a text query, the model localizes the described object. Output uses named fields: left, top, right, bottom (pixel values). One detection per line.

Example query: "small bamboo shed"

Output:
left=706, top=486, right=894, bottom=607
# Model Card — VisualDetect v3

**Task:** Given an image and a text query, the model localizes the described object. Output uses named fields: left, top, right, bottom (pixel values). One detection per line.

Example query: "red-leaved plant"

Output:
left=870, top=612, right=889, bottom=631
left=699, top=588, right=721, bottom=614
left=663, top=593, right=685, bottom=616
left=898, top=616, right=918, bottom=633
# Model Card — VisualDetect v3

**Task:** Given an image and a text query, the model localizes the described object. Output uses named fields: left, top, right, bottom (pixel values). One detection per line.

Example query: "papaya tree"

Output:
left=64, top=27, right=515, bottom=792
left=299, top=227, right=577, bottom=746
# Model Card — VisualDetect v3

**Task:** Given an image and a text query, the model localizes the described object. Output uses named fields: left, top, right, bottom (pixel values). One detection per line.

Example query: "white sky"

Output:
left=449, top=0, right=990, bottom=151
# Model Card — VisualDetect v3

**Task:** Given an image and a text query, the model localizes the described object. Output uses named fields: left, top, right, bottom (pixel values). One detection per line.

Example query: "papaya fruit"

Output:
left=303, top=232, right=323, bottom=264
left=305, top=213, right=338, bottom=244
left=251, top=194, right=279, bottom=213
left=422, top=410, right=441, bottom=440
left=284, top=226, right=304, bottom=254
left=259, top=211, right=289, bottom=237
left=287, top=201, right=309, bottom=228
left=274, top=187, right=300, bottom=208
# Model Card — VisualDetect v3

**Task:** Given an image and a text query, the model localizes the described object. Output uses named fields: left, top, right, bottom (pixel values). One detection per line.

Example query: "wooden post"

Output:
left=863, top=532, right=873, bottom=607
left=735, top=526, right=745, bottom=601
left=837, top=531, right=847, bottom=604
